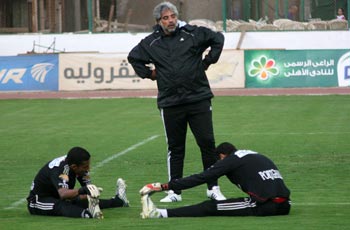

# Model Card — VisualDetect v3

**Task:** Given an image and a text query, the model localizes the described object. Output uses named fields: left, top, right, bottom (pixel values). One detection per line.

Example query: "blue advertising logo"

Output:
left=345, top=66, right=350, bottom=80
left=31, top=63, right=55, bottom=83
left=337, top=51, right=350, bottom=87
left=0, top=55, right=58, bottom=91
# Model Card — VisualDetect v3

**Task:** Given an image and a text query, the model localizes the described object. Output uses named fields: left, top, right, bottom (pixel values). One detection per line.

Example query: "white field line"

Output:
left=92, top=135, right=159, bottom=171
left=4, top=198, right=27, bottom=210
left=4, top=135, right=160, bottom=210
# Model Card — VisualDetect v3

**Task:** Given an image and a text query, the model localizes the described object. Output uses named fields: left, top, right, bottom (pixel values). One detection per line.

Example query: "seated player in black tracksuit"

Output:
left=139, top=142, right=291, bottom=218
left=27, top=147, right=129, bottom=219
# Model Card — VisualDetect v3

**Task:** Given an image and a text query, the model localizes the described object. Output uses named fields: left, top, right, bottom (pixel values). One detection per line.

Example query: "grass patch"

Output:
left=0, top=95, right=349, bottom=230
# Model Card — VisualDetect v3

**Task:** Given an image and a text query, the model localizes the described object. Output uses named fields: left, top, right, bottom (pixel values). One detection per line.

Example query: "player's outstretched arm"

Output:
left=58, top=184, right=103, bottom=200
left=58, top=187, right=81, bottom=200
left=139, top=183, right=169, bottom=196
left=78, top=184, right=103, bottom=198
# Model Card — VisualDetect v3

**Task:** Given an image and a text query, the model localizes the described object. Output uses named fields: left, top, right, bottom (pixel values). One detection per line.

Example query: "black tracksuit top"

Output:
left=127, top=24, right=224, bottom=108
left=27, top=156, right=90, bottom=200
left=168, top=150, right=291, bottom=203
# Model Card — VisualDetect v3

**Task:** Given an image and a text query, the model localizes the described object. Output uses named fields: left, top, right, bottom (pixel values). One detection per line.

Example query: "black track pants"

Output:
left=27, top=195, right=124, bottom=218
left=160, top=99, right=217, bottom=194
left=167, top=197, right=291, bottom=217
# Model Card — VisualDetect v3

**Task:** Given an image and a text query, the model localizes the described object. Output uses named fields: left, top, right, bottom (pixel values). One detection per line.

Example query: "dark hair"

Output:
left=66, top=147, right=90, bottom=166
left=215, top=142, right=237, bottom=155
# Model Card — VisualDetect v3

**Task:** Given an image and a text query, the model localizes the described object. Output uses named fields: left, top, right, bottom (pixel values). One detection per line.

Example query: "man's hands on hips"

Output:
left=150, top=69, right=156, bottom=81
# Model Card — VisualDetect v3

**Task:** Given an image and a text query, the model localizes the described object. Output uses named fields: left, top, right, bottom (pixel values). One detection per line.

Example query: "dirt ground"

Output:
left=0, top=87, right=349, bottom=100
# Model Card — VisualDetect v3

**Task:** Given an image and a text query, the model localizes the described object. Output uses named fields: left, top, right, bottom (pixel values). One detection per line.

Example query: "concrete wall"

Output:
left=0, top=31, right=349, bottom=56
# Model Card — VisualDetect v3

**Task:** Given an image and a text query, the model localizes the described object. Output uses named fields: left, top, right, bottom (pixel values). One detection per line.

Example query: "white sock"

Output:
left=158, top=208, right=168, bottom=218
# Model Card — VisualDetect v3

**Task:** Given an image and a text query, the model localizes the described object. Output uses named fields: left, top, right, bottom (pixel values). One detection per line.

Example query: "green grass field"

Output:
left=0, top=95, right=349, bottom=230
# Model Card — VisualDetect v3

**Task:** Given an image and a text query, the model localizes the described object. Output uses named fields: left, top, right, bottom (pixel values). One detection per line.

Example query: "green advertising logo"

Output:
left=248, top=56, right=279, bottom=81
left=245, top=50, right=341, bottom=88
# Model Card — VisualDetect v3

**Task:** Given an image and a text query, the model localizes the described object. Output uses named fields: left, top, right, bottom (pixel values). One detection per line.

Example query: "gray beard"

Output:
left=166, top=27, right=176, bottom=33
left=160, top=23, right=177, bottom=34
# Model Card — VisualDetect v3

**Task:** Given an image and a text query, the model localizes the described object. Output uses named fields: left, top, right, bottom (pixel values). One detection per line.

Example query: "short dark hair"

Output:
left=66, top=147, right=90, bottom=166
left=215, top=142, right=237, bottom=155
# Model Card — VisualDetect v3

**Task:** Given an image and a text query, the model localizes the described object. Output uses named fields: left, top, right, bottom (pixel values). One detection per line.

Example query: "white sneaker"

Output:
left=207, top=186, right=226, bottom=201
left=160, top=190, right=182, bottom=202
left=116, top=178, right=129, bottom=207
left=140, top=195, right=161, bottom=219
left=87, top=195, right=104, bottom=219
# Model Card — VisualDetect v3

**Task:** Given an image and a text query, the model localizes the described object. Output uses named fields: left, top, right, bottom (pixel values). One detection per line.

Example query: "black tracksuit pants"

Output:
left=27, top=195, right=124, bottom=218
left=167, top=197, right=291, bottom=217
left=160, top=99, right=217, bottom=194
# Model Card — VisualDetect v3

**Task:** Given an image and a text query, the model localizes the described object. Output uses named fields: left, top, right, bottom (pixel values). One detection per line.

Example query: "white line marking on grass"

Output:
left=4, top=198, right=27, bottom=210
left=93, top=135, right=159, bottom=171
left=4, top=135, right=160, bottom=210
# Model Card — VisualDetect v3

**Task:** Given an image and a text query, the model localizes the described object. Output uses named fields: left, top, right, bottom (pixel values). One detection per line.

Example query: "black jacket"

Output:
left=127, top=23, right=224, bottom=108
left=27, top=156, right=90, bottom=200
left=168, top=150, right=291, bottom=202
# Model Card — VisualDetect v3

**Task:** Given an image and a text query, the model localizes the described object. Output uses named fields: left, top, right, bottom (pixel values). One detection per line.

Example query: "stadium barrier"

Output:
left=0, top=54, right=58, bottom=91
left=0, top=49, right=349, bottom=92
left=58, top=50, right=245, bottom=91
left=245, top=49, right=350, bottom=88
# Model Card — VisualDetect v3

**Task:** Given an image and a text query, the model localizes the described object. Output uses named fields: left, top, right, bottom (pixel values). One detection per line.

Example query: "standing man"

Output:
left=128, top=1, right=225, bottom=202
left=27, top=147, right=129, bottom=219
left=139, top=142, right=291, bottom=218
